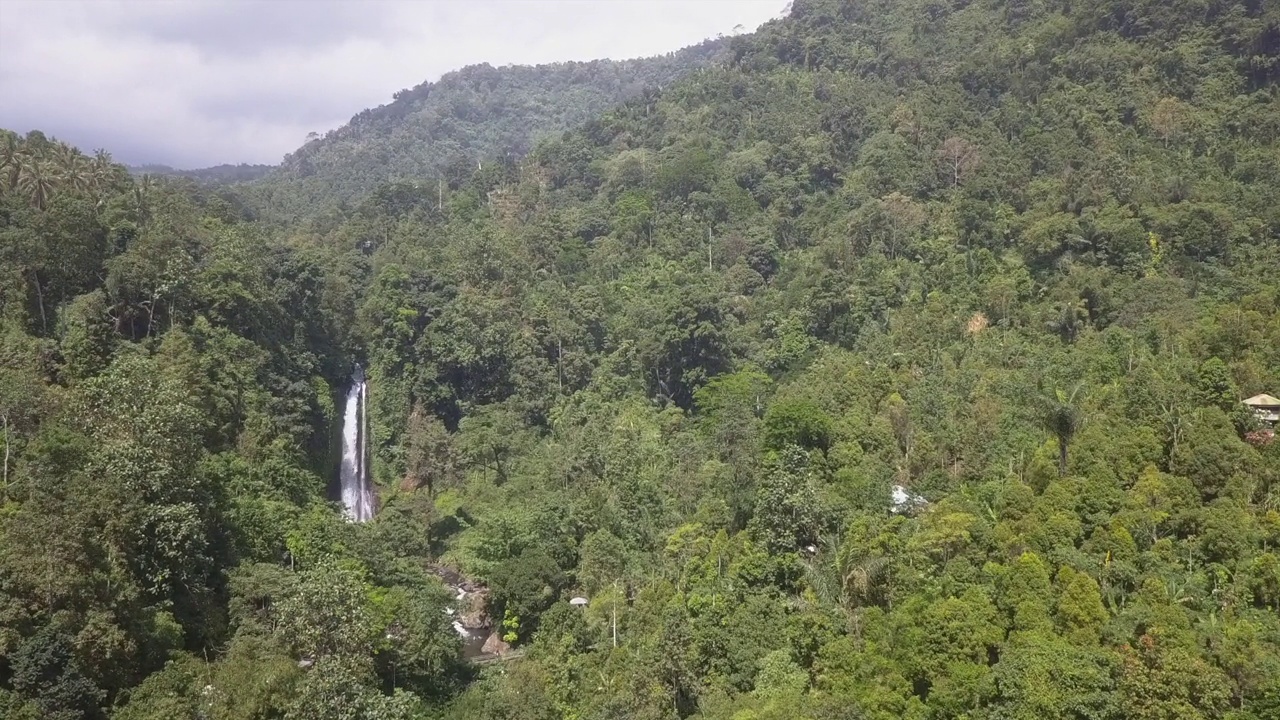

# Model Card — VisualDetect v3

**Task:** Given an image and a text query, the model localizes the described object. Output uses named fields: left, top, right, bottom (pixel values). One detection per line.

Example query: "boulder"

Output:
left=458, top=588, right=491, bottom=631
left=481, top=632, right=511, bottom=656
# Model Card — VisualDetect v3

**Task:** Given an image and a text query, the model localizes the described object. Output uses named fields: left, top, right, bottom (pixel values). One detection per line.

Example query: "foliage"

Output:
left=3, top=0, right=1280, bottom=716
left=247, top=41, right=726, bottom=221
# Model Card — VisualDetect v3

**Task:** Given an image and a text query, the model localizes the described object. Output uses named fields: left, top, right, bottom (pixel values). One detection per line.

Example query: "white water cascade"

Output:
left=339, top=366, right=375, bottom=522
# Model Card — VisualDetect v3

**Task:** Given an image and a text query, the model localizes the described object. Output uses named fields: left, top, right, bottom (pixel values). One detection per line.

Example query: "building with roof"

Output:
left=1243, top=394, right=1280, bottom=426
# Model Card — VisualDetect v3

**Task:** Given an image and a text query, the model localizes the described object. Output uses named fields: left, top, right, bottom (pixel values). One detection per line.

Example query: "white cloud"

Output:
left=0, top=0, right=784, bottom=167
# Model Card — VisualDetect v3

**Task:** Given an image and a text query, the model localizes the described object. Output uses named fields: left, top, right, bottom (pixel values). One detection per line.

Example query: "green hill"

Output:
left=127, top=163, right=275, bottom=184
left=247, top=40, right=725, bottom=221
left=2, top=1, right=1279, bottom=719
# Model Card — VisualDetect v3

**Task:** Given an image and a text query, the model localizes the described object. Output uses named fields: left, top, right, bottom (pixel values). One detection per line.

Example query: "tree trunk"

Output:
left=2, top=414, right=9, bottom=498
left=146, top=288, right=160, bottom=338
left=1058, top=436, right=1069, bottom=477
left=612, top=580, right=619, bottom=648
left=30, top=271, right=47, bottom=332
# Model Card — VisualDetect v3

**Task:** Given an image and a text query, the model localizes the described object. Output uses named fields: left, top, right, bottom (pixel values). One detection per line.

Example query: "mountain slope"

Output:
left=328, top=0, right=1279, bottom=717
left=127, top=163, right=274, bottom=184
left=248, top=40, right=726, bottom=220
left=2, top=0, right=1280, bottom=719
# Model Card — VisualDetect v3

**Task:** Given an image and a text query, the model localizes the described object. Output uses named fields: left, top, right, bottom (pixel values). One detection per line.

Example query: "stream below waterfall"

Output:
left=444, top=584, right=492, bottom=659
left=430, top=565, right=498, bottom=660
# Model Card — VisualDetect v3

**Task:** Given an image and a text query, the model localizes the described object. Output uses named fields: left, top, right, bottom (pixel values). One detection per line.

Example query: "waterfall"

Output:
left=339, top=366, right=374, bottom=522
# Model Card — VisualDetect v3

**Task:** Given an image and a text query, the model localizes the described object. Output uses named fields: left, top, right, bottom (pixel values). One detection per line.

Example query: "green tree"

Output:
left=1055, top=566, right=1109, bottom=644
left=8, top=626, right=105, bottom=720
left=276, top=558, right=376, bottom=661
left=1117, top=634, right=1231, bottom=720
left=749, top=446, right=826, bottom=554
left=1042, top=385, right=1085, bottom=478
left=763, top=396, right=833, bottom=454
left=285, top=656, right=419, bottom=720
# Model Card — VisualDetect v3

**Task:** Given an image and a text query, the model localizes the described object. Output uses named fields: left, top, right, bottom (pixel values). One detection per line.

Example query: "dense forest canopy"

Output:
left=244, top=39, right=727, bottom=224
left=2, top=0, right=1280, bottom=719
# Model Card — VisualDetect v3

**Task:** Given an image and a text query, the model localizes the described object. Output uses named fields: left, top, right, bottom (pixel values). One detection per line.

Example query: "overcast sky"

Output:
left=0, top=0, right=784, bottom=169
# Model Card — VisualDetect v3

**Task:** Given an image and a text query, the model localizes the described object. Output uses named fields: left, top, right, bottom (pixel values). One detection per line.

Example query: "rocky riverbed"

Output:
left=430, top=565, right=512, bottom=660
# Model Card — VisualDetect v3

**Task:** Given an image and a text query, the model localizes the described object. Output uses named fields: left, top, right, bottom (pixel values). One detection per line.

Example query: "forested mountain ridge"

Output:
left=246, top=39, right=727, bottom=221
left=127, top=163, right=275, bottom=185
left=3, top=0, right=1280, bottom=719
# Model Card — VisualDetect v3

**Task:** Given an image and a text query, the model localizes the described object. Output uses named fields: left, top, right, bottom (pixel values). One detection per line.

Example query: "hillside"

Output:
left=127, top=163, right=275, bottom=185
left=2, top=1, right=1280, bottom=719
left=246, top=39, right=726, bottom=221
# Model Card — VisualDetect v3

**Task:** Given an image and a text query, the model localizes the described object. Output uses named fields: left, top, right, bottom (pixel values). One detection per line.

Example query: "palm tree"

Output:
left=841, top=555, right=887, bottom=609
left=17, top=157, right=54, bottom=210
left=1042, top=384, right=1084, bottom=478
left=1047, top=299, right=1089, bottom=343
left=0, top=132, right=21, bottom=191
left=89, top=149, right=128, bottom=206
left=51, top=141, right=90, bottom=192
left=132, top=173, right=156, bottom=225
left=90, top=149, right=114, bottom=188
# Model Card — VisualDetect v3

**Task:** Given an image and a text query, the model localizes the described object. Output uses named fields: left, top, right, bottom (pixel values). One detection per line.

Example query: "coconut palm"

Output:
left=51, top=141, right=91, bottom=192
left=0, top=132, right=21, bottom=191
left=132, top=173, right=157, bottom=225
left=17, top=157, right=55, bottom=210
left=90, top=149, right=115, bottom=189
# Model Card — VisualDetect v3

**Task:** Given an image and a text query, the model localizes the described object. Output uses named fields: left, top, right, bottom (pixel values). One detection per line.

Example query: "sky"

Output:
left=0, top=0, right=785, bottom=169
